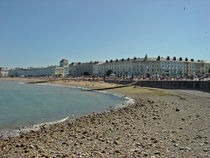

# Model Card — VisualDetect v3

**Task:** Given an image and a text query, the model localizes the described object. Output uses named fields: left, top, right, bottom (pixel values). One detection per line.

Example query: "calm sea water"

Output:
left=0, top=81, right=124, bottom=131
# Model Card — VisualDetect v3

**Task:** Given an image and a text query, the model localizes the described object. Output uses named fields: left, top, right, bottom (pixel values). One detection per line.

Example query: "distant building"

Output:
left=97, top=55, right=160, bottom=77
left=96, top=55, right=210, bottom=78
left=204, top=61, right=210, bottom=75
left=7, top=59, right=70, bottom=77
left=98, top=58, right=134, bottom=77
left=60, top=59, right=69, bottom=67
left=69, top=61, right=103, bottom=77
left=93, top=62, right=103, bottom=76
left=0, top=68, right=8, bottom=77
left=159, top=58, right=186, bottom=77
left=3, top=56, right=210, bottom=78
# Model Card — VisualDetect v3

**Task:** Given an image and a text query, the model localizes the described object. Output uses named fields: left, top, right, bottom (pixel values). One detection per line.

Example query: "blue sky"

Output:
left=0, top=0, right=209, bottom=68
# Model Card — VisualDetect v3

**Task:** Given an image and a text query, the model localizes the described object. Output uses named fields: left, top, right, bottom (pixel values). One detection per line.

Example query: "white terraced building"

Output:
left=0, top=68, right=8, bottom=77
left=69, top=61, right=103, bottom=77
left=97, top=55, right=160, bottom=77
left=2, top=56, right=210, bottom=78
left=159, top=58, right=187, bottom=77
left=96, top=55, right=210, bottom=78
left=7, top=59, right=70, bottom=77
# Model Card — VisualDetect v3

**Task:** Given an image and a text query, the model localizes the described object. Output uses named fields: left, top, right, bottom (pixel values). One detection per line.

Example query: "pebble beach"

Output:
left=0, top=79, right=209, bottom=157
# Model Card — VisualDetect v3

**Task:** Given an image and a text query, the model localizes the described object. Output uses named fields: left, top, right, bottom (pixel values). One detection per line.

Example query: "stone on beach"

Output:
left=0, top=80, right=209, bottom=157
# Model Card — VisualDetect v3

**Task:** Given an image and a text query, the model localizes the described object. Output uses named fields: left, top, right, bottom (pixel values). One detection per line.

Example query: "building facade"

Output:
left=2, top=56, right=210, bottom=78
left=97, top=56, right=160, bottom=77
left=0, top=68, right=8, bottom=77
left=7, top=59, right=70, bottom=77
left=60, top=59, right=69, bottom=67
left=159, top=58, right=186, bottom=77
left=96, top=55, right=210, bottom=78
left=69, top=61, right=103, bottom=77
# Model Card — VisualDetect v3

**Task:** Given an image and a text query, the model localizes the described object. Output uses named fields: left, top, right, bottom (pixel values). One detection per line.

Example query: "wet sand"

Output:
left=0, top=78, right=209, bottom=157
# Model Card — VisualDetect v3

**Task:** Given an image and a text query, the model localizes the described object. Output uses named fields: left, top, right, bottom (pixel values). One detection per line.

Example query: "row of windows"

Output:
left=161, top=62, right=184, bottom=65
left=162, top=67, right=184, bottom=70
left=101, top=65, right=160, bottom=69
left=162, top=65, right=187, bottom=68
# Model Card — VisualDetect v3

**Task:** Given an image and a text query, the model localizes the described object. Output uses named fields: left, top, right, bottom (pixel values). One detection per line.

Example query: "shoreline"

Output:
left=0, top=79, right=134, bottom=139
left=0, top=116, right=70, bottom=139
left=0, top=78, right=209, bottom=157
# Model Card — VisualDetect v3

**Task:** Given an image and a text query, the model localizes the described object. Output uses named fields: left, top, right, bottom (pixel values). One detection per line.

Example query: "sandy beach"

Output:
left=0, top=78, right=209, bottom=157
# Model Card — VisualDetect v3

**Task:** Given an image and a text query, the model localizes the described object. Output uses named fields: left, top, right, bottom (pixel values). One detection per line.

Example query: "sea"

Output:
left=0, top=81, right=126, bottom=136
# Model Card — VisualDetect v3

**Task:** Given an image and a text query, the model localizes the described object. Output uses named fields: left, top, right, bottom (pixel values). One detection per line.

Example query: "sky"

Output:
left=0, top=0, right=209, bottom=68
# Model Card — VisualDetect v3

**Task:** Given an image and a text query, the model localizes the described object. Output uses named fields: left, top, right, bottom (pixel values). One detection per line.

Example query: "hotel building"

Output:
left=69, top=61, right=103, bottom=77
left=96, top=55, right=210, bottom=78
left=6, top=59, right=69, bottom=77
left=1, top=56, right=210, bottom=78
left=0, top=68, right=8, bottom=77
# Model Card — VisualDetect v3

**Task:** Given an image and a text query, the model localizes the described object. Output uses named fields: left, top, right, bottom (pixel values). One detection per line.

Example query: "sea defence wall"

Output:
left=105, top=80, right=210, bottom=91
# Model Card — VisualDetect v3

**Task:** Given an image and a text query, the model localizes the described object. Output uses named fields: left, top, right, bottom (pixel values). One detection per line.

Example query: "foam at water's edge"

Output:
left=0, top=116, right=69, bottom=138
left=113, top=96, right=135, bottom=109
left=97, top=90, right=135, bottom=108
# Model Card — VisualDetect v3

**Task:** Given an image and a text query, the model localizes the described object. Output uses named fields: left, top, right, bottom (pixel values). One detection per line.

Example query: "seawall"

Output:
left=105, top=80, right=210, bottom=91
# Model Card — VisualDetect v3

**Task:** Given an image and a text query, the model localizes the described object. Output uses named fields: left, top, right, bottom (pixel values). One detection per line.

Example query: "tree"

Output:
left=179, top=57, right=182, bottom=61
left=83, top=72, right=89, bottom=76
left=191, top=59, right=194, bottom=62
left=157, top=56, right=160, bottom=60
left=110, top=59, right=113, bottom=62
left=121, top=58, right=125, bottom=61
left=133, top=57, right=137, bottom=60
left=185, top=57, right=188, bottom=61
left=106, top=60, right=108, bottom=63
left=166, top=56, right=170, bottom=60
left=115, top=59, right=119, bottom=62
left=173, top=57, right=176, bottom=60
left=106, top=69, right=113, bottom=76
left=127, top=58, right=130, bottom=61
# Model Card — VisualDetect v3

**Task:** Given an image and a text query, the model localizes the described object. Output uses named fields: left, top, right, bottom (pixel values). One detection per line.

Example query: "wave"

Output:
left=112, top=96, right=135, bottom=109
left=0, top=116, right=69, bottom=138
